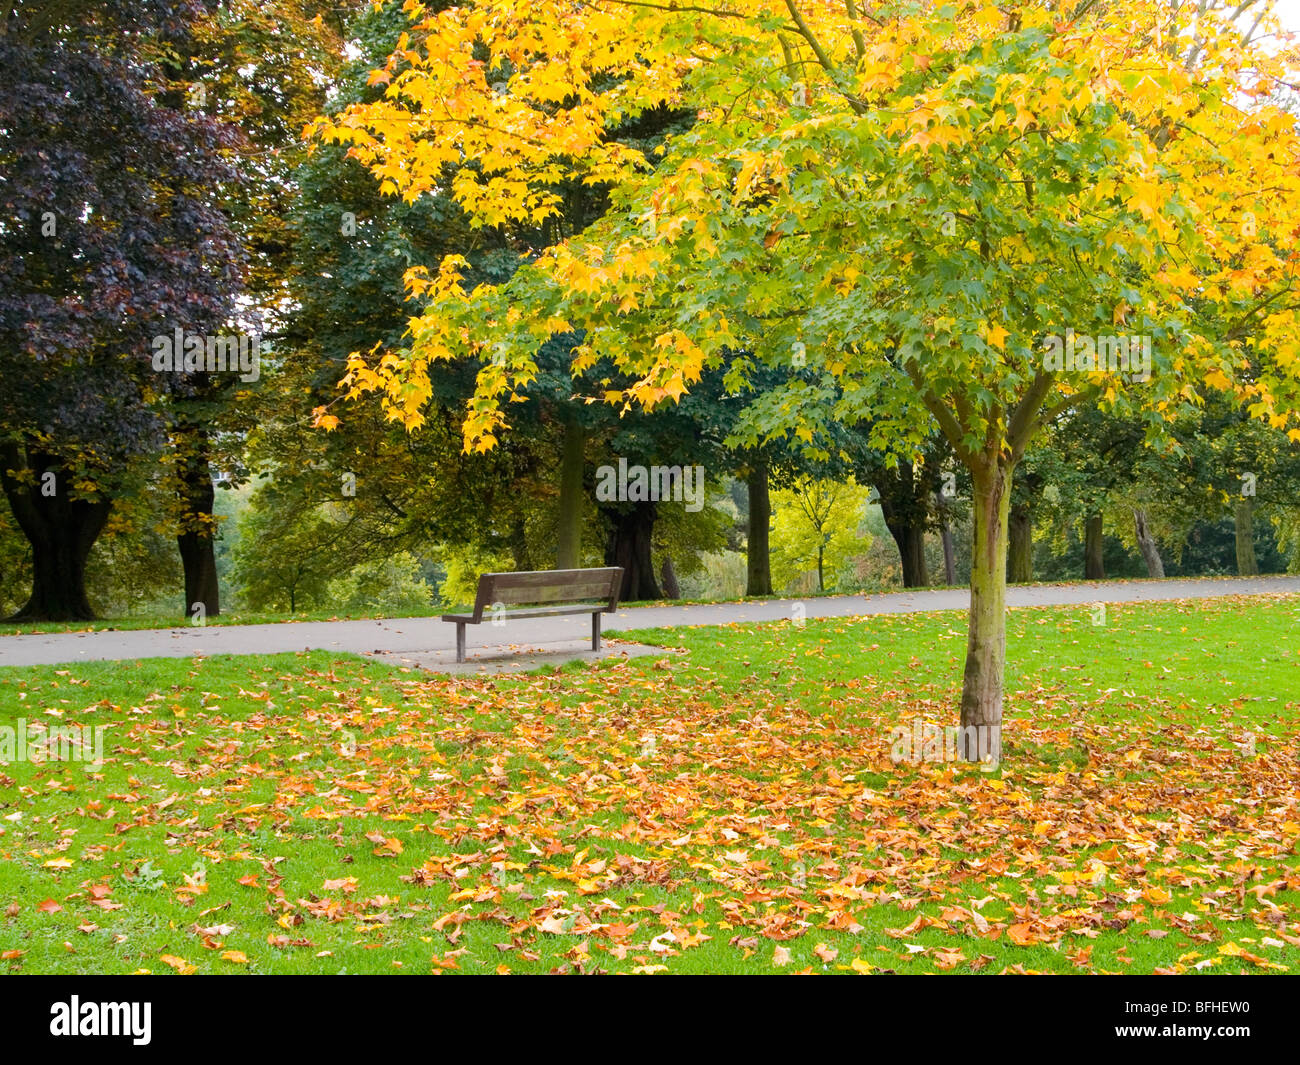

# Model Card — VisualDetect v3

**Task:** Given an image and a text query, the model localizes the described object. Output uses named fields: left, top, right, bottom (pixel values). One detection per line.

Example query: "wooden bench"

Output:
left=441, top=567, right=624, bottom=663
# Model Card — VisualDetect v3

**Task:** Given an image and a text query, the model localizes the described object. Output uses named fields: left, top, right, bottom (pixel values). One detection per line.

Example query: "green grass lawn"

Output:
left=0, top=593, right=1297, bottom=974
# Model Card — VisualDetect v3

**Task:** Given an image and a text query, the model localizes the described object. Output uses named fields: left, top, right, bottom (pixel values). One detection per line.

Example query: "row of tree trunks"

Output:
left=1, top=431, right=222, bottom=622
left=573, top=454, right=939, bottom=601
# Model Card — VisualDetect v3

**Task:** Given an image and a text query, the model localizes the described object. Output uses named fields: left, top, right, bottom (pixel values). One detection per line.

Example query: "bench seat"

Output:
left=440, top=568, right=624, bottom=662
left=440, top=603, right=606, bottom=623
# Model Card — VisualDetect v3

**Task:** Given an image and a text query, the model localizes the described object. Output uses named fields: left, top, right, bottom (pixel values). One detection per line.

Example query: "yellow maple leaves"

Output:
left=985, top=323, right=1009, bottom=352
left=304, top=0, right=1300, bottom=452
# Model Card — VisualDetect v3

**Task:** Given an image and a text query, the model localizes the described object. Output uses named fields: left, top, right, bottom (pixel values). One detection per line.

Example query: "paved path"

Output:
left=1, top=575, right=1296, bottom=669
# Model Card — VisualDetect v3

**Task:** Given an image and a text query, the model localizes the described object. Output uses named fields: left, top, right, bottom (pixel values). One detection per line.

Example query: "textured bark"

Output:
left=1234, top=498, right=1259, bottom=576
left=935, top=491, right=957, bottom=585
left=177, top=530, right=219, bottom=619
left=745, top=464, right=773, bottom=596
left=885, top=521, right=928, bottom=587
left=604, top=501, right=661, bottom=601
left=1007, top=504, right=1033, bottom=584
left=0, top=448, right=109, bottom=621
left=555, top=418, right=584, bottom=569
left=1084, top=512, right=1105, bottom=580
left=960, top=460, right=1011, bottom=762
left=176, top=434, right=220, bottom=617
left=659, top=555, right=681, bottom=599
left=1133, top=507, right=1165, bottom=578
left=940, top=526, right=957, bottom=585
left=876, top=461, right=929, bottom=587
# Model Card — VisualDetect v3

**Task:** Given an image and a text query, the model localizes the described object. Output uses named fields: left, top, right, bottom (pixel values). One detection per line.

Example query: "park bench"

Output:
left=441, top=567, right=625, bottom=663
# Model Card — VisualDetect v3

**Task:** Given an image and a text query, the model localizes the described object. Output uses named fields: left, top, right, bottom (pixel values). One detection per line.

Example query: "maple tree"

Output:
left=314, top=0, right=1300, bottom=758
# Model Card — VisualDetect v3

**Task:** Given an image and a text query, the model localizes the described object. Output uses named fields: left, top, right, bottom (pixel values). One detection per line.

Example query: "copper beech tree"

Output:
left=310, top=0, right=1300, bottom=760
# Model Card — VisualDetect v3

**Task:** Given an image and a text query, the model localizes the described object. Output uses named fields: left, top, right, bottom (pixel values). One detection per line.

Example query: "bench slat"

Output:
left=442, top=603, right=606, bottom=623
left=486, top=582, right=616, bottom=605
left=474, top=567, right=622, bottom=619
left=443, top=566, right=624, bottom=662
left=480, top=568, right=616, bottom=589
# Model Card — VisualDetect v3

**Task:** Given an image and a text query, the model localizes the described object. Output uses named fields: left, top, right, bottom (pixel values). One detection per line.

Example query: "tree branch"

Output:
left=782, top=0, right=868, bottom=114
left=901, top=359, right=976, bottom=467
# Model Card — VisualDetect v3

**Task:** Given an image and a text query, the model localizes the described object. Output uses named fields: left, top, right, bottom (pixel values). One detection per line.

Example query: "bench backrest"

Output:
left=470, top=567, right=624, bottom=622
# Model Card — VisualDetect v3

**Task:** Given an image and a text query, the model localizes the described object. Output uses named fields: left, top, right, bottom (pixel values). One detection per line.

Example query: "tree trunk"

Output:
left=1133, top=507, right=1164, bottom=578
left=745, top=463, right=773, bottom=596
left=1234, top=498, right=1258, bottom=576
left=0, top=448, right=109, bottom=621
left=877, top=461, right=929, bottom=587
left=178, top=530, right=219, bottom=619
left=817, top=543, right=825, bottom=591
left=555, top=417, right=584, bottom=569
left=660, top=555, right=681, bottom=599
left=884, top=520, right=928, bottom=587
left=176, top=434, right=220, bottom=618
left=935, top=491, right=957, bottom=585
left=604, top=501, right=661, bottom=601
left=1007, top=504, right=1033, bottom=584
left=1083, top=512, right=1105, bottom=580
left=960, top=459, right=1011, bottom=763
left=510, top=514, right=533, bottom=572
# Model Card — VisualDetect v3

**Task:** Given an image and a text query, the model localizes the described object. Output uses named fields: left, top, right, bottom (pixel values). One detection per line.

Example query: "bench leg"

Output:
left=456, top=622, right=466, bottom=664
left=591, top=611, right=601, bottom=653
